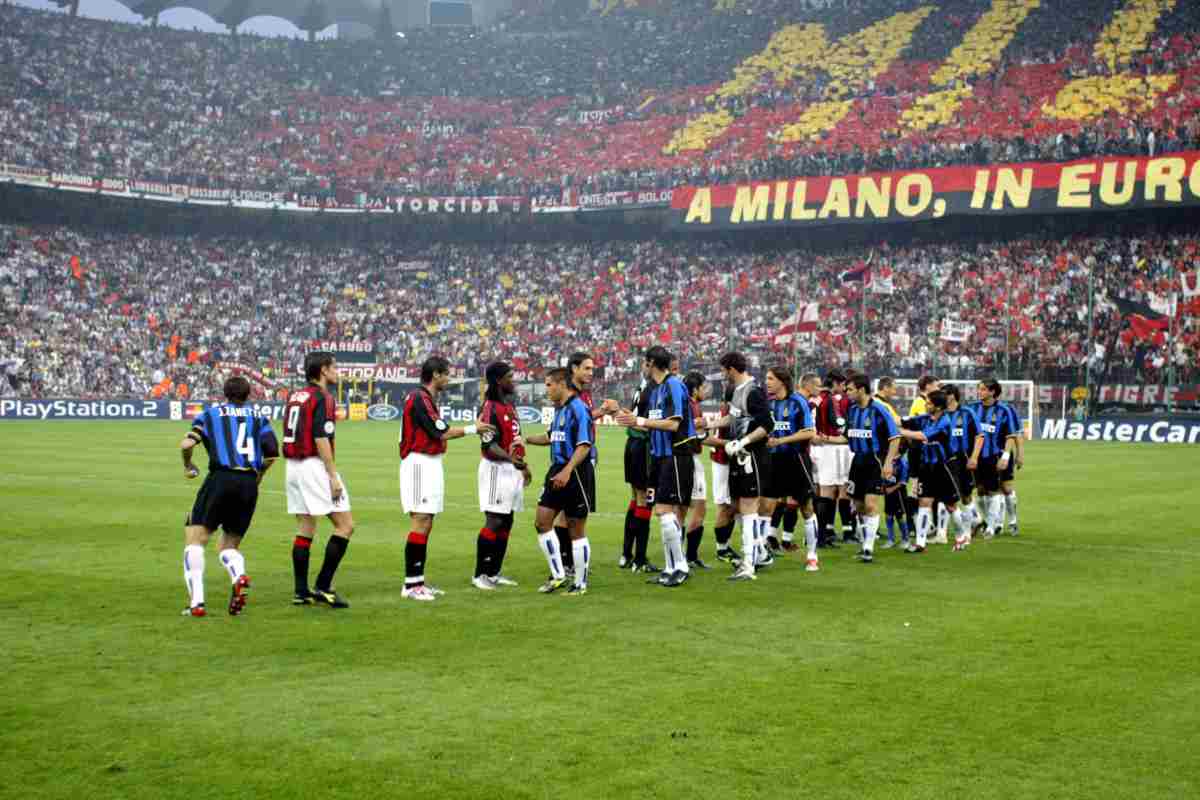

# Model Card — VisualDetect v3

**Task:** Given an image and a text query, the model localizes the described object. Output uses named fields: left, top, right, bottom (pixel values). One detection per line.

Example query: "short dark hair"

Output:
left=917, top=374, right=938, bottom=392
left=927, top=389, right=948, bottom=410
left=767, top=365, right=794, bottom=395
left=645, top=346, right=672, bottom=371
left=943, top=384, right=961, bottom=402
left=719, top=352, right=748, bottom=373
left=982, top=378, right=1002, bottom=398
left=684, top=371, right=706, bottom=397
left=546, top=367, right=570, bottom=385
left=224, top=375, right=251, bottom=403
left=421, top=355, right=450, bottom=384
left=825, top=369, right=846, bottom=387
left=568, top=352, right=593, bottom=372
left=877, top=376, right=895, bottom=391
left=304, top=351, right=335, bottom=382
left=850, top=374, right=871, bottom=392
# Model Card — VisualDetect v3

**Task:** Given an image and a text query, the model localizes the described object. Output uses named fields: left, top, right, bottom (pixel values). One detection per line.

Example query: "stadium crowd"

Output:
left=1, top=1, right=1199, bottom=198
left=2, top=223, right=1197, bottom=400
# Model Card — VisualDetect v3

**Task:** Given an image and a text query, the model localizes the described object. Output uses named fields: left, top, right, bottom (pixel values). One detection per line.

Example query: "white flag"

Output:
left=940, top=318, right=972, bottom=342
left=1182, top=272, right=1200, bottom=300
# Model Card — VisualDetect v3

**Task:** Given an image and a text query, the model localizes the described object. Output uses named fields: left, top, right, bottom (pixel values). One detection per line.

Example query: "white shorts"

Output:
left=691, top=455, right=707, bottom=502
left=285, top=458, right=351, bottom=516
left=478, top=459, right=525, bottom=515
left=711, top=460, right=732, bottom=506
left=813, top=444, right=852, bottom=487
left=400, top=453, right=445, bottom=515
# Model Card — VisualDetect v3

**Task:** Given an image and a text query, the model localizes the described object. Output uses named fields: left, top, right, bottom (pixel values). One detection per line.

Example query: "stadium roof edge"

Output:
left=92, top=0, right=390, bottom=32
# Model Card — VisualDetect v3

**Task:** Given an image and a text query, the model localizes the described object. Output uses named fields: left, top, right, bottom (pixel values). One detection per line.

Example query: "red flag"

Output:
left=69, top=255, right=83, bottom=281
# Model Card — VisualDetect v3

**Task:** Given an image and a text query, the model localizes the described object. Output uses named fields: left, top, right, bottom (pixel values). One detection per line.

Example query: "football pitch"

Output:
left=2, top=421, right=1198, bottom=800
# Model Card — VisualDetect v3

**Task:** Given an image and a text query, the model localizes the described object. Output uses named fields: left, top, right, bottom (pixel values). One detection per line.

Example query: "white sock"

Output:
left=183, top=544, right=205, bottom=607
left=219, top=548, right=245, bottom=583
left=952, top=508, right=970, bottom=540
left=660, top=513, right=688, bottom=574
left=572, top=537, right=590, bottom=587
left=804, top=516, right=819, bottom=560
left=740, top=514, right=757, bottom=572
left=937, top=505, right=949, bottom=536
left=988, top=495, right=1005, bottom=531
left=1005, top=492, right=1018, bottom=527
left=916, top=507, right=932, bottom=547
left=538, top=531, right=565, bottom=579
left=862, top=514, right=879, bottom=553
left=756, top=516, right=771, bottom=563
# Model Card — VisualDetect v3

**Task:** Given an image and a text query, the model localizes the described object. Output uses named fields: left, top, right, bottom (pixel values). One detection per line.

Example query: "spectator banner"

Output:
left=310, top=340, right=376, bottom=364
left=1039, top=416, right=1200, bottom=444
left=0, top=163, right=49, bottom=185
left=669, top=151, right=1200, bottom=230
left=577, top=188, right=674, bottom=212
left=940, top=318, right=972, bottom=342
left=577, top=107, right=624, bottom=125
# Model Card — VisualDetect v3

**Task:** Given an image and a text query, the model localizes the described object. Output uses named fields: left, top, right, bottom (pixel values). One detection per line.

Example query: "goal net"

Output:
left=886, top=379, right=1036, bottom=439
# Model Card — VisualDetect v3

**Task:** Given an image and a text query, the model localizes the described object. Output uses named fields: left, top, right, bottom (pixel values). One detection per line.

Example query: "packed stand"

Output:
left=1, top=1, right=1200, bottom=199
left=2, top=223, right=1198, bottom=399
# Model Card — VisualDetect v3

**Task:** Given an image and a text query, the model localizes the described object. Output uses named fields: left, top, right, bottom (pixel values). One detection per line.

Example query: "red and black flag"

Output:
left=1109, top=296, right=1169, bottom=344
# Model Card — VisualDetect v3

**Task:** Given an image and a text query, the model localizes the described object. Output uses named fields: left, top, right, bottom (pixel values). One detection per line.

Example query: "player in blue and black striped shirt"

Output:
left=975, top=379, right=1023, bottom=538
left=179, top=376, right=279, bottom=618
left=616, top=346, right=697, bottom=587
left=898, top=390, right=974, bottom=553
left=525, top=368, right=594, bottom=595
left=817, top=374, right=900, bottom=563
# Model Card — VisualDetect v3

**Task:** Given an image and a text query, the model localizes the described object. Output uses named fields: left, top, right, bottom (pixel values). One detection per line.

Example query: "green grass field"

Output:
left=2, top=421, right=1198, bottom=800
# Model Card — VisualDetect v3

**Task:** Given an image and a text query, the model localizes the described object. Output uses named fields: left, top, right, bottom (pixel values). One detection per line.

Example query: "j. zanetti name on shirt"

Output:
left=1041, top=417, right=1200, bottom=444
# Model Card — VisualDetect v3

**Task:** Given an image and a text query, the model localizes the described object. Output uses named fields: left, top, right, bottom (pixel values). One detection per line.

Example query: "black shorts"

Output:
left=187, top=470, right=259, bottom=537
left=976, top=455, right=1015, bottom=493
left=539, top=461, right=596, bottom=519
left=949, top=456, right=975, bottom=497
left=767, top=450, right=816, bottom=504
left=884, top=482, right=912, bottom=518
left=729, top=445, right=770, bottom=501
left=623, top=436, right=652, bottom=490
left=648, top=453, right=694, bottom=508
left=917, top=462, right=963, bottom=506
left=847, top=454, right=884, bottom=500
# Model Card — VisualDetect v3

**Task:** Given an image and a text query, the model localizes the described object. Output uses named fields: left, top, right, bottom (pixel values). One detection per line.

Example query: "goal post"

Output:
left=883, top=379, right=1036, bottom=439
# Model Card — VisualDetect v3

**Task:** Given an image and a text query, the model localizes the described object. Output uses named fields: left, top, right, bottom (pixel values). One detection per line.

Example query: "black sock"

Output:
left=634, top=514, right=651, bottom=563
left=555, top=526, right=573, bottom=568
left=686, top=526, right=703, bottom=561
left=838, top=499, right=855, bottom=537
left=492, top=530, right=510, bottom=576
left=315, top=535, right=348, bottom=592
left=771, top=506, right=785, bottom=529
left=475, top=527, right=495, bottom=578
left=292, top=536, right=312, bottom=595
left=902, top=488, right=916, bottom=535
left=714, top=522, right=734, bottom=547
left=782, top=507, right=799, bottom=535
left=815, top=498, right=832, bottom=542
left=622, top=502, right=636, bottom=561
left=404, top=532, right=428, bottom=586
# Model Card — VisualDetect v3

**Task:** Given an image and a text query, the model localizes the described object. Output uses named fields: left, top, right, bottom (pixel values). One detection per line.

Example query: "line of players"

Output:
left=176, top=349, right=1023, bottom=615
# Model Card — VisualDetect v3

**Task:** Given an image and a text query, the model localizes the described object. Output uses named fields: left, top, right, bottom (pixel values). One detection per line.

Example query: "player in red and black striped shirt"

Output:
left=283, top=352, right=353, bottom=609
left=397, top=356, right=495, bottom=602
left=472, top=362, right=531, bottom=590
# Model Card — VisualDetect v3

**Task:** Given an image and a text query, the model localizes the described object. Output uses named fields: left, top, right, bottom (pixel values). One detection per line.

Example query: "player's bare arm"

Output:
left=882, top=436, right=901, bottom=481
left=552, top=443, right=591, bottom=488
left=257, top=456, right=278, bottom=486
left=968, top=434, right=984, bottom=470
left=315, top=436, right=342, bottom=501
left=767, top=426, right=816, bottom=449
left=180, top=432, right=201, bottom=479
left=614, top=410, right=680, bottom=432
